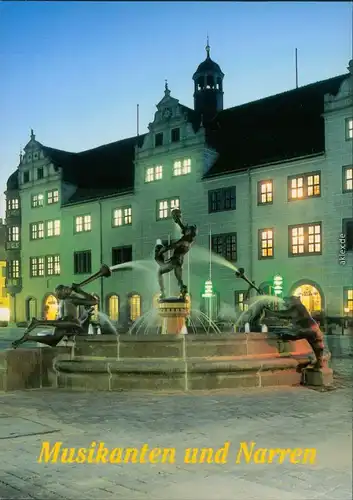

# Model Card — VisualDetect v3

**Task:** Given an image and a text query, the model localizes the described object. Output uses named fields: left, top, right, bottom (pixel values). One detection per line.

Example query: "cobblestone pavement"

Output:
left=0, top=378, right=352, bottom=500
left=0, top=333, right=352, bottom=499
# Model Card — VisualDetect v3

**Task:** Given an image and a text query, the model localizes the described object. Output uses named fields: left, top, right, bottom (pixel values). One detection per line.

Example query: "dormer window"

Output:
left=171, top=128, right=180, bottom=143
left=33, top=153, right=38, bottom=160
left=37, top=167, right=44, bottom=180
left=27, top=154, right=32, bottom=162
left=155, top=133, right=163, bottom=147
left=23, top=171, right=30, bottom=183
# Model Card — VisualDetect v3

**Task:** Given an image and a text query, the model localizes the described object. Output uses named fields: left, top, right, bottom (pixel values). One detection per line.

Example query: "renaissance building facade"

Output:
left=4, top=45, right=353, bottom=325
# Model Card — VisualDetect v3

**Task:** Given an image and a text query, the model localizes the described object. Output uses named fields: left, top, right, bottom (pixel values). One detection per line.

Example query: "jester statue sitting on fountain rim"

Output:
left=264, top=296, right=326, bottom=369
left=154, top=208, right=197, bottom=300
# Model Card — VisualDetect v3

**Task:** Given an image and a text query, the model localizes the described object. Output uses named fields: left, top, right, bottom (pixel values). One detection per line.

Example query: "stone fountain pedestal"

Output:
left=158, top=297, right=190, bottom=335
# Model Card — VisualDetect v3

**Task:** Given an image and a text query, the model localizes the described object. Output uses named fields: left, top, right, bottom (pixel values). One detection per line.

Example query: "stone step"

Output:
left=53, top=355, right=314, bottom=392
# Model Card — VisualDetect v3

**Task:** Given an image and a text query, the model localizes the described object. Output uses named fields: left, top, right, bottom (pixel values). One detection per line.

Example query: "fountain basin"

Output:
left=52, top=333, right=332, bottom=391
left=0, top=334, right=332, bottom=392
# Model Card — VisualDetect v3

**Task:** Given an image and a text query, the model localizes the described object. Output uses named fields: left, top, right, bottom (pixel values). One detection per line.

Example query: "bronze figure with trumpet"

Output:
left=12, top=264, right=112, bottom=349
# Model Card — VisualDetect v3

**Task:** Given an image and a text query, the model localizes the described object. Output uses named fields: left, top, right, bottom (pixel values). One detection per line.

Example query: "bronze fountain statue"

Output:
left=12, top=264, right=112, bottom=349
left=235, top=267, right=326, bottom=368
left=154, top=208, right=197, bottom=299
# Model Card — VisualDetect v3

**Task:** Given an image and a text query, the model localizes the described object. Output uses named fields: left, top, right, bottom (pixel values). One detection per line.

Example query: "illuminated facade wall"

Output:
left=5, top=63, right=353, bottom=323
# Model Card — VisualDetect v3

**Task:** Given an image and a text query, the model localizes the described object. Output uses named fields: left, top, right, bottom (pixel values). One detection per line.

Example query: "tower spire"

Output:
left=206, top=35, right=210, bottom=58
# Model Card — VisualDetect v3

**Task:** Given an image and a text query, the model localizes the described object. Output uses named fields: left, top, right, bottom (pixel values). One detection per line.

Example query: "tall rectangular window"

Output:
left=112, top=207, right=132, bottom=227
left=75, top=215, right=91, bottom=233
left=8, top=260, right=20, bottom=279
left=8, top=226, right=19, bottom=242
left=171, top=128, right=180, bottom=143
left=234, top=291, right=248, bottom=312
left=157, top=197, right=180, bottom=220
left=155, top=133, right=163, bottom=147
left=343, top=219, right=353, bottom=251
left=208, top=187, right=236, bottom=213
left=30, top=257, right=45, bottom=277
left=37, top=167, right=44, bottom=180
left=259, top=229, right=274, bottom=259
left=112, top=246, right=132, bottom=266
left=173, top=159, right=191, bottom=176
left=31, top=193, right=44, bottom=208
left=47, top=219, right=61, bottom=237
left=288, top=172, right=321, bottom=200
left=211, top=233, right=237, bottom=261
left=289, top=223, right=322, bottom=256
left=47, top=189, right=59, bottom=204
left=258, top=180, right=273, bottom=205
left=74, top=250, right=92, bottom=274
left=346, top=118, right=353, bottom=140
left=343, top=166, right=353, bottom=192
left=30, top=222, right=44, bottom=240
left=46, top=255, right=60, bottom=276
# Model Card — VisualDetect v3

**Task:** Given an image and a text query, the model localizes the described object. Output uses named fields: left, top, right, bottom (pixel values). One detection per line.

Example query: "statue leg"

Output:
left=158, top=263, right=174, bottom=297
left=12, top=319, right=83, bottom=349
left=174, top=265, right=187, bottom=297
left=280, top=326, right=324, bottom=368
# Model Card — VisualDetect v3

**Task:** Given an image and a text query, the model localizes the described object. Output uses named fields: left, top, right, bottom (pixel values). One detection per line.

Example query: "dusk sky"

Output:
left=0, top=1, right=352, bottom=217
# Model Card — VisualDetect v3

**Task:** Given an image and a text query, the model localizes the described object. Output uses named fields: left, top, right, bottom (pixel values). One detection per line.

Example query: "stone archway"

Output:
left=25, top=297, right=37, bottom=321
left=291, top=282, right=323, bottom=313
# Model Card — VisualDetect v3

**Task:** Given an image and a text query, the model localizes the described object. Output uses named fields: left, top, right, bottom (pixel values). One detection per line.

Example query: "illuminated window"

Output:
left=145, top=165, right=163, bottom=182
left=344, top=289, right=353, bottom=313
left=30, top=257, right=45, bottom=277
left=129, top=294, right=141, bottom=322
left=47, top=219, right=61, bottom=237
left=31, top=193, right=44, bottom=208
left=234, top=291, right=248, bottom=312
left=259, top=229, right=274, bottom=258
left=258, top=180, right=273, bottom=204
left=8, top=260, right=20, bottom=279
left=30, top=222, right=44, bottom=240
left=157, top=197, right=179, bottom=220
left=113, top=207, right=132, bottom=227
left=75, top=215, right=91, bottom=233
left=173, top=158, right=191, bottom=176
left=46, top=255, right=60, bottom=276
left=211, top=233, right=237, bottom=261
left=47, top=189, right=59, bottom=204
left=346, top=118, right=353, bottom=140
left=343, top=166, right=353, bottom=192
left=108, top=295, right=119, bottom=321
left=8, top=226, right=19, bottom=242
left=7, top=198, right=19, bottom=210
left=289, top=223, right=321, bottom=256
left=288, top=173, right=321, bottom=200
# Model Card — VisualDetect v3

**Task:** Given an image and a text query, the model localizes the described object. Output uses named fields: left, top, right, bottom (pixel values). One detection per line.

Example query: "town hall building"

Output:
left=4, top=44, right=353, bottom=325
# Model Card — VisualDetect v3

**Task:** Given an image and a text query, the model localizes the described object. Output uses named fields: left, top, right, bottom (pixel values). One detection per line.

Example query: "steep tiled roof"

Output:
left=204, top=73, right=347, bottom=177
left=42, top=135, right=146, bottom=203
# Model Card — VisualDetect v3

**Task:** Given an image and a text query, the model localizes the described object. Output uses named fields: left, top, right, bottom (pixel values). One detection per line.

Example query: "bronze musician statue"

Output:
left=12, top=264, right=111, bottom=348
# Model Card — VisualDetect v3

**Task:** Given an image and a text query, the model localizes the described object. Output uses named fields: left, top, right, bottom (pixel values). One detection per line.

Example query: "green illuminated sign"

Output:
left=202, top=279, right=214, bottom=298
left=273, top=274, right=283, bottom=296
